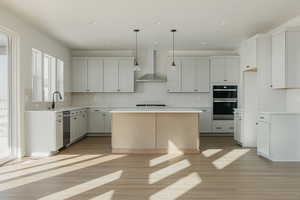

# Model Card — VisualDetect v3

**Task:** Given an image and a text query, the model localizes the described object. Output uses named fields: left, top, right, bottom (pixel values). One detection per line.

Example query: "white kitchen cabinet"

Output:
left=88, top=108, right=105, bottom=133
left=118, top=59, right=135, bottom=92
left=167, top=57, right=210, bottom=93
left=257, top=120, right=270, bottom=157
left=211, top=57, right=226, bottom=83
left=195, top=59, right=210, bottom=92
left=212, top=120, right=234, bottom=133
left=72, top=57, right=135, bottom=93
left=72, top=58, right=87, bottom=92
left=104, top=111, right=112, bottom=133
left=167, top=59, right=181, bottom=92
left=256, top=113, right=300, bottom=161
left=234, top=110, right=243, bottom=145
left=103, top=60, right=119, bottom=92
left=87, top=58, right=103, bottom=92
left=272, top=30, right=300, bottom=89
left=26, top=111, right=65, bottom=156
left=70, top=114, right=78, bottom=143
left=56, top=113, right=64, bottom=150
left=199, top=108, right=212, bottom=133
left=211, top=56, right=240, bottom=83
left=88, top=108, right=112, bottom=135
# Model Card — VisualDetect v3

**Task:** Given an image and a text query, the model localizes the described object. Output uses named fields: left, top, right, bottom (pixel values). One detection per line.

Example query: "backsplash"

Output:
left=71, top=83, right=211, bottom=108
left=25, top=89, right=72, bottom=110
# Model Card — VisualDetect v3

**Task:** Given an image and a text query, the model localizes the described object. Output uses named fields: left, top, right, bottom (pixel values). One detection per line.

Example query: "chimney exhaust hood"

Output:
left=136, top=50, right=167, bottom=82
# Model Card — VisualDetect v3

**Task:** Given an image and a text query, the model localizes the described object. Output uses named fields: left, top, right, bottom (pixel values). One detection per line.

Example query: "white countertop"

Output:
left=110, top=107, right=203, bottom=113
left=260, top=112, right=300, bottom=115
left=27, top=106, right=205, bottom=113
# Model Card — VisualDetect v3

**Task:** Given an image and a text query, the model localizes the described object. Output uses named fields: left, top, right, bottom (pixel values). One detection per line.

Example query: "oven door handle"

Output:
left=213, top=89, right=237, bottom=91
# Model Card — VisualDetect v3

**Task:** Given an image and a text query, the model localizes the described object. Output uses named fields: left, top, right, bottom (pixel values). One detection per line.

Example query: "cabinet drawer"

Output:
left=258, top=114, right=270, bottom=122
left=213, top=120, right=234, bottom=133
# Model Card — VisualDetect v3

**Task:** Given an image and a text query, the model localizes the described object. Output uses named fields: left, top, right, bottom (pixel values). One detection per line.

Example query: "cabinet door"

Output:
left=103, top=60, right=119, bottom=92
left=257, top=121, right=270, bottom=156
left=56, top=119, right=63, bottom=150
left=87, top=58, right=103, bottom=92
left=211, top=57, right=226, bottom=83
left=245, top=37, right=257, bottom=70
left=70, top=117, right=77, bottom=142
left=82, top=110, right=88, bottom=136
left=195, top=59, right=210, bottom=92
left=199, top=108, right=212, bottom=132
left=272, top=32, right=286, bottom=88
left=104, top=111, right=112, bottom=133
left=181, top=59, right=196, bottom=92
left=118, top=59, right=134, bottom=92
left=88, top=109, right=105, bottom=133
left=225, top=57, right=240, bottom=83
left=167, top=59, right=181, bottom=92
left=72, top=58, right=87, bottom=92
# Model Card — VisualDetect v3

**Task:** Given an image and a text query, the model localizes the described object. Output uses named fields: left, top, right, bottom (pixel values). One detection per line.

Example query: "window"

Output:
left=57, top=59, right=64, bottom=100
left=32, top=49, right=64, bottom=102
left=32, top=49, right=42, bottom=101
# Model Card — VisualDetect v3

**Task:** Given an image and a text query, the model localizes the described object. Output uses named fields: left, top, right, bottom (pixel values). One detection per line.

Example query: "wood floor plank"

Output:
left=0, top=136, right=300, bottom=200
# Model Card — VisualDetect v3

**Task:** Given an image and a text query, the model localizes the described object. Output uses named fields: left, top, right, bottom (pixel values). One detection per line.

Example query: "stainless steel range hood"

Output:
left=136, top=50, right=167, bottom=82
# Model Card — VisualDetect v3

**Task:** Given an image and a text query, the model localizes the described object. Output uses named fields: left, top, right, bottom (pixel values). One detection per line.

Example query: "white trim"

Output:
left=0, top=25, right=22, bottom=158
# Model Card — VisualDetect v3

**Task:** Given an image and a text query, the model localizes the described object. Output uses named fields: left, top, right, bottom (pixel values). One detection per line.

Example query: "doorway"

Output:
left=0, top=32, right=10, bottom=162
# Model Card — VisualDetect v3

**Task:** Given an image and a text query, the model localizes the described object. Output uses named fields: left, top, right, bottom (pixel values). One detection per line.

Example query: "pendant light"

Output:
left=133, top=29, right=141, bottom=71
left=170, top=29, right=177, bottom=70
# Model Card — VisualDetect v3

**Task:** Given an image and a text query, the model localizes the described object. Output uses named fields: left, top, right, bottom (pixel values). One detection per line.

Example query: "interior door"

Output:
left=87, top=58, right=103, bottom=92
left=103, top=60, right=119, bottom=92
left=0, top=32, right=10, bottom=161
left=72, top=58, right=87, bottom=92
left=118, top=59, right=134, bottom=92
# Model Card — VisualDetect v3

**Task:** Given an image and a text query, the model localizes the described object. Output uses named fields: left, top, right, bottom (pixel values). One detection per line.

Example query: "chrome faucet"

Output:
left=51, top=91, right=63, bottom=109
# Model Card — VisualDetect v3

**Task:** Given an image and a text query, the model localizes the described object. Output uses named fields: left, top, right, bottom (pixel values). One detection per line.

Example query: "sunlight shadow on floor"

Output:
left=88, top=190, right=115, bottom=200
left=0, top=155, right=100, bottom=182
left=150, top=172, right=202, bottom=200
left=149, top=159, right=191, bottom=184
left=149, top=153, right=183, bottom=167
left=38, top=171, right=122, bottom=200
left=0, top=154, right=80, bottom=175
left=0, top=154, right=126, bottom=192
left=212, top=149, right=250, bottom=169
left=201, top=149, right=223, bottom=158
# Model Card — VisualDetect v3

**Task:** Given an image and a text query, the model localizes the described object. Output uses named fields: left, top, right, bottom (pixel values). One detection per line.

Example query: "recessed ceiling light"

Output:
left=154, top=41, right=159, bottom=45
left=221, top=20, right=226, bottom=26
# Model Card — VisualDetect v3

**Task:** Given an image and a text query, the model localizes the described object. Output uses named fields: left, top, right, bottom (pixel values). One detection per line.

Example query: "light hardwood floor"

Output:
left=1, top=136, right=300, bottom=200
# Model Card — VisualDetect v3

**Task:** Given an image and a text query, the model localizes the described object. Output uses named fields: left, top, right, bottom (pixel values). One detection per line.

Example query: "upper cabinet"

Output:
left=211, top=56, right=240, bottom=83
left=167, top=57, right=210, bottom=93
left=272, top=30, right=300, bottom=89
left=72, top=57, right=135, bottom=93
left=240, top=35, right=258, bottom=71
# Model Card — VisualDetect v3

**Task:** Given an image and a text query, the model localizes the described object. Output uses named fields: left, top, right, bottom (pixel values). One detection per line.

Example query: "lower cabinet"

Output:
left=56, top=114, right=64, bottom=150
left=234, top=111, right=243, bottom=145
left=88, top=108, right=112, bottom=135
left=212, top=120, right=234, bottom=133
left=70, top=109, right=88, bottom=143
left=256, top=120, right=270, bottom=157
left=199, top=108, right=212, bottom=133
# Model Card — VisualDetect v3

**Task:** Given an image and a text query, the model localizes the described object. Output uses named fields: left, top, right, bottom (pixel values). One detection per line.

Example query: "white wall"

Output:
left=71, top=49, right=237, bottom=107
left=0, top=7, right=71, bottom=156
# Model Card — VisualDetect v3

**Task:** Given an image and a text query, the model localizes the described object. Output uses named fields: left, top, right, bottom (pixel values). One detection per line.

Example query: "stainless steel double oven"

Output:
left=213, top=85, right=238, bottom=120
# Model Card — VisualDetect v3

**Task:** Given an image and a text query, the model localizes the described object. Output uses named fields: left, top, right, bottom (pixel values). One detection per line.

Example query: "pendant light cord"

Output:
left=172, top=31, right=175, bottom=64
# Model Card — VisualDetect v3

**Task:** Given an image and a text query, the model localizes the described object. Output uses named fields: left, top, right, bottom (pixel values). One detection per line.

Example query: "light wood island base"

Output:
left=111, top=112, right=200, bottom=154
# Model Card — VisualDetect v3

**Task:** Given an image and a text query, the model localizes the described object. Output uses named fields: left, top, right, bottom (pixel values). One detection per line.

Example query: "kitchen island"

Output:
left=110, top=108, right=202, bottom=154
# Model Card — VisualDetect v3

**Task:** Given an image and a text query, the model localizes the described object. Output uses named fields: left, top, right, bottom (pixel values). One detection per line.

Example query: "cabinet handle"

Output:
left=117, top=89, right=120, bottom=92
left=216, top=127, right=222, bottom=130
left=202, top=110, right=207, bottom=112
left=259, top=117, right=265, bottom=119
left=229, top=127, right=234, bottom=129
left=224, top=80, right=228, bottom=82
left=246, top=65, right=250, bottom=68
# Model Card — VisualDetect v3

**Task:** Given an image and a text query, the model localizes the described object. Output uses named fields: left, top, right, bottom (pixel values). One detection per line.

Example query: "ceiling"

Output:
left=1, top=0, right=300, bottom=50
